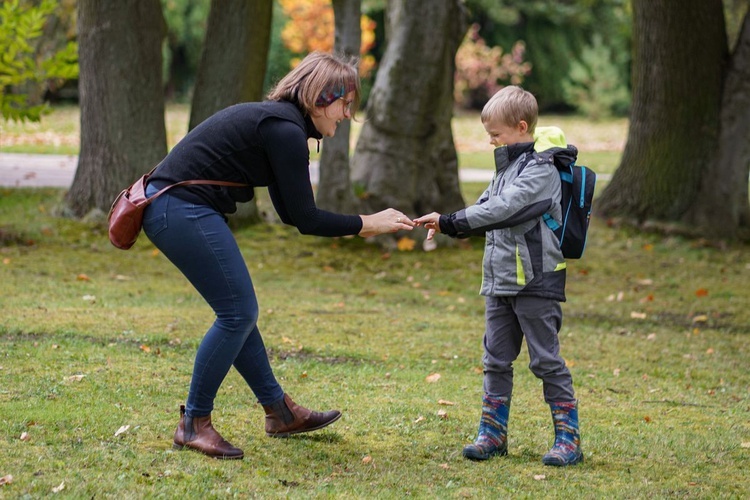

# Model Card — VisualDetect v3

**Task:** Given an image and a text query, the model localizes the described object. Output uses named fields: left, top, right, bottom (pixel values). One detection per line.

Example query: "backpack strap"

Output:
left=543, top=212, right=561, bottom=231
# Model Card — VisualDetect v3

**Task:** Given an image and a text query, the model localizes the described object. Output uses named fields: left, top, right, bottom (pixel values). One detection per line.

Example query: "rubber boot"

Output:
left=172, top=405, right=244, bottom=460
left=263, top=394, right=341, bottom=438
left=462, top=394, right=510, bottom=461
left=542, top=401, right=583, bottom=466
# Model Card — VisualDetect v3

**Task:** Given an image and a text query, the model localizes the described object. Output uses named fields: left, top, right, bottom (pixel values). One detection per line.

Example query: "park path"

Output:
left=0, top=152, right=495, bottom=188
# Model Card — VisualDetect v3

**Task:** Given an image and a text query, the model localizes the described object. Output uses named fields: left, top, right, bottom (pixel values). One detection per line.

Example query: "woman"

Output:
left=142, top=51, right=414, bottom=460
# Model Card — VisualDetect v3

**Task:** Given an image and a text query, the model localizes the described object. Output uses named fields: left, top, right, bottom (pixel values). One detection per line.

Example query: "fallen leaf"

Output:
left=630, top=311, right=647, bottom=319
left=66, top=374, right=85, bottom=382
left=362, top=455, right=372, bottom=465
left=151, top=249, right=160, bottom=257
left=644, top=415, right=652, bottom=423
left=639, top=294, right=654, bottom=303
left=642, top=243, right=653, bottom=251
left=692, top=315, right=708, bottom=324
left=396, top=237, right=416, bottom=251
left=322, top=265, right=334, bottom=272
left=423, top=238, right=437, bottom=252
left=439, top=463, right=449, bottom=470
left=82, top=295, right=96, bottom=302
left=636, top=279, right=654, bottom=286
left=437, top=410, right=448, bottom=419
left=533, top=474, right=546, bottom=481
left=706, top=348, right=714, bottom=355
left=425, top=373, right=441, bottom=383
left=0, top=475, right=12, bottom=486
left=2, top=258, right=10, bottom=265
left=76, top=274, right=90, bottom=281
left=114, top=274, right=132, bottom=281
left=114, top=425, right=130, bottom=437
left=646, top=333, right=657, bottom=341
left=695, top=288, right=709, bottom=297
left=299, top=371, right=308, bottom=379
left=613, top=368, right=621, bottom=376
left=414, top=416, right=426, bottom=424
left=741, top=442, right=750, bottom=448
left=437, top=399, right=455, bottom=406
left=140, top=345, right=151, bottom=353
left=52, top=481, right=65, bottom=493
left=20, top=432, right=30, bottom=441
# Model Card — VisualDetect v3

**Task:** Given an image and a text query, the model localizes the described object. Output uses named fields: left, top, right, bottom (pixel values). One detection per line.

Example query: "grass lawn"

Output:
left=1, top=185, right=749, bottom=498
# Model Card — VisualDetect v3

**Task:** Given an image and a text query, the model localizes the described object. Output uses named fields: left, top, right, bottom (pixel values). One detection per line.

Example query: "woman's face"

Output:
left=310, top=91, right=354, bottom=137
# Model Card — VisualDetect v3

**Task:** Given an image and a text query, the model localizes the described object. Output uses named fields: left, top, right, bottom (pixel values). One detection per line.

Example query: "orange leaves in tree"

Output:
left=279, top=0, right=377, bottom=76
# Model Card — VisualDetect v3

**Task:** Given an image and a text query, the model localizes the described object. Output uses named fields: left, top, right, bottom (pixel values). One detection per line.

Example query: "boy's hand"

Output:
left=413, top=212, right=442, bottom=240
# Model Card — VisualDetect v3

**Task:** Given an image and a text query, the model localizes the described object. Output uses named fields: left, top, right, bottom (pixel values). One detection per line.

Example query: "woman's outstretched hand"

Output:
left=359, top=208, right=415, bottom=238
left=413, top=212, right=442, bottom=240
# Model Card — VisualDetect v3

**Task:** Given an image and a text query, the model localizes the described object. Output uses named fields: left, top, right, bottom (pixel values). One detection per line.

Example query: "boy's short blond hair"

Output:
left=481, top=86, right=538, bottom=135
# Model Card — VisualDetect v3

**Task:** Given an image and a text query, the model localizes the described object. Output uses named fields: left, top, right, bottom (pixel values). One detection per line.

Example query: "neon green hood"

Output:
left=534, top=126, right=567, bottom=153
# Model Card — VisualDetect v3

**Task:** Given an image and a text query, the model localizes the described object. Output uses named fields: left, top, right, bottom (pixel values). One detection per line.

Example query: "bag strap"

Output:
left=143, top=177, right=248, bottom=204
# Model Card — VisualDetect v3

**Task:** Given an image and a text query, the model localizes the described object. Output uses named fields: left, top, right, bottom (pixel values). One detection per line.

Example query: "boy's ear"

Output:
left=517, top=120, right=529, bottom=134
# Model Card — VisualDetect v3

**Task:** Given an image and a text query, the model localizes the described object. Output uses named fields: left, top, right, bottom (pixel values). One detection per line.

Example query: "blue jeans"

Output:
left=142, top=185, right=284, bottom=417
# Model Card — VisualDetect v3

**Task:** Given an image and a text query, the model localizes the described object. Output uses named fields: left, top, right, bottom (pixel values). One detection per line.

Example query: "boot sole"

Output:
left=542, top=453, right=584, bottom=466
left=172, top=443, right=244, bottom=460
left=266, top=412, right=342, bottom=438
left=462, top=447, right=508, bottom=461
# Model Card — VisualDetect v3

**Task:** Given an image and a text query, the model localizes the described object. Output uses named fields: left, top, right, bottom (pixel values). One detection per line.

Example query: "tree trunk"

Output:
left=66, top=0, right=167, bottom=217
left=596, top=0, right=726, bottom=228
left=685, top=10, right=750, bottom=238
left=350, top=0, right=466, bottom=218
left=189, top=0, right=273, bottom=227
left=188, top=0, right=272, bottom=129
left=316, top=0, right=361, bottom=214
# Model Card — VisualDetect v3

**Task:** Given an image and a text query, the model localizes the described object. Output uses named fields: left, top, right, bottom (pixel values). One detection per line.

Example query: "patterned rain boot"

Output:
left=542, top=401, right=583, bottom=466
left=462, top=394, right=510, bottom=461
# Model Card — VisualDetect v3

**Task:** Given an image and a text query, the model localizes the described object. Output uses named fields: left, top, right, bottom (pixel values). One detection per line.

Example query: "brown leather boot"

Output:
left=172, top=405, right=244, bottom=460
left=263, top=394, right=341, bottom=438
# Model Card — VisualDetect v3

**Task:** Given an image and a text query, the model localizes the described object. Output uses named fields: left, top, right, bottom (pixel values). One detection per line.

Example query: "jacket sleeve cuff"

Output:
left=439, top=214, right=458, bottom=237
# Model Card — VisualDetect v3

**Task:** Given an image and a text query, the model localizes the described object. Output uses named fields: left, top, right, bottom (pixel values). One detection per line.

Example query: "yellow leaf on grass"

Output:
left=397, top=237, right=416, bottom=251
left=52, top=481, right=65, bottom=493
left=0, top=475, right=13, bottom=486
left=362, top=455, right=372, bottom=465
left=630, top=311, right=647, bottom=319
left=77, top=274, right=90, bottom=281
left=692, top=315, right=708, bottom=324
left=438, top=399, right=455, bottom=406
left=695, top=288, right=709, bottom=297
left=425, top=373, right=441, bottom=383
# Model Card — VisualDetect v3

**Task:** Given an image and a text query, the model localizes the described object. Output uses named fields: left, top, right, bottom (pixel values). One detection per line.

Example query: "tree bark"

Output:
left=596, top=0, right=727, bottom=229
left=685, top=10, right=750, bottom=237
left=350, top=0, right=467, bottom=218
left=189, top=0, right=273, bottom=227
left=66, top=0, right=167, bottom=217
left=316, top=0, right=361, bottom=214
left=188, top=0, right=272, bottom=129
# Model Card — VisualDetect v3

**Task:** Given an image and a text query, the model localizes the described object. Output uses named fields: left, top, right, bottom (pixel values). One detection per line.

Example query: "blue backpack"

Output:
left=537, top=145, right=596, bottom=259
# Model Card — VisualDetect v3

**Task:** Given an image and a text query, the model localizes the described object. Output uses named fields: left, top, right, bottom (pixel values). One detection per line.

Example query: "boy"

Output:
left=414, top=86, right=583, bottom=466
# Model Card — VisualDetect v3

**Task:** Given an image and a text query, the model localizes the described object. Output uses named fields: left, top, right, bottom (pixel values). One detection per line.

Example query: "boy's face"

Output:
left=483, top=118, right=533, bottom=148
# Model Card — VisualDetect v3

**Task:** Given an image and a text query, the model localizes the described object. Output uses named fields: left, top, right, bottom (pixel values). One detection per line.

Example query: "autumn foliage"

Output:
left=454, top=24, right=532, bottom=109
left=279, top=0, right=377, bottom=76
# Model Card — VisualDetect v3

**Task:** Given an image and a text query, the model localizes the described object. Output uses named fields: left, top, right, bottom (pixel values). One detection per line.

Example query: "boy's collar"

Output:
left=494, top=141, right=535, bottom=172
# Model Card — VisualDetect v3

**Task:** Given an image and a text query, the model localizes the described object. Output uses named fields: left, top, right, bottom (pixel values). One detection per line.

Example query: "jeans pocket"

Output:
left=143, top=211, right=168, bottom=238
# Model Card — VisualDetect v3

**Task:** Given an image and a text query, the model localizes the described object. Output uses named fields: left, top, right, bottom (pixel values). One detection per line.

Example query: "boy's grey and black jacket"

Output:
left=439, top=141, right=567, bottom=301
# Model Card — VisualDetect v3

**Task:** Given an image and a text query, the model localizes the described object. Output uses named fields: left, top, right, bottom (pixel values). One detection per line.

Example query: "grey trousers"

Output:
left=482, top=295, right=575, bottom=403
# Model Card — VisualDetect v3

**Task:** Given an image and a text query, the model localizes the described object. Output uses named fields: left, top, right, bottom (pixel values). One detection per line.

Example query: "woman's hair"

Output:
left=267, top=51, right=361, bottom=116
left=481, top=85, right=538, bottom=135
